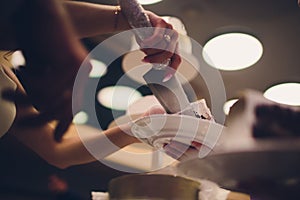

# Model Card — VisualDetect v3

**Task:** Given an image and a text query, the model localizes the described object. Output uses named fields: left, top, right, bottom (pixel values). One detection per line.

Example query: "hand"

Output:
left=163, top=140, right=212, bottom=161
left=139, top=11, right=181, bottom=80
left=141, top=104, right=166, bottom=117
left=136, top=106, right=213, bottom=161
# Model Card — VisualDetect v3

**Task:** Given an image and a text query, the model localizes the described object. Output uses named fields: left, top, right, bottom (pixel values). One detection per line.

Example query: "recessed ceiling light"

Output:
left=223, top=99, right=238, bottom=115
left=89, top=59, right=107, bottom=78
left=203, top=33, right=263, bottom=71
left=73, top=111, right=89, bottom=124
left=97, top=86, right=142, bottom=110
left=138, top=0, right=163, bottom=5
left=264, top=83, right=300, bottom=106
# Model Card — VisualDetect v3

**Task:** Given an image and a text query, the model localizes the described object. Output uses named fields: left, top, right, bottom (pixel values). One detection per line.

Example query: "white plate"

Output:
left=131, top=114, right=225, bottom=150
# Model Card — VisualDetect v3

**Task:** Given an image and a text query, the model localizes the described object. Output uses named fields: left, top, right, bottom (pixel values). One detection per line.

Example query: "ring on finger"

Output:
left=157, top=57, right=172, bottom=69
left=163, top=34, right=171, bottom=43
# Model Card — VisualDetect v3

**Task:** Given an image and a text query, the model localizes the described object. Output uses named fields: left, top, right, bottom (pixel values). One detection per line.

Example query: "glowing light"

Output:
left=97, top=86, right=142, bottom=110
left=203, top=33, right=263, bottom=71
left=73, top=111, right=89, bottom=124
left=223, top=99, right=239, bottom=115
left=89, top=59, right=107, bottom=78
left=264, top=83, right=300, bottom=106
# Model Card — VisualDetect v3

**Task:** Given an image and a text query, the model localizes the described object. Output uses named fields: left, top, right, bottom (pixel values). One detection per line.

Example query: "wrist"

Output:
left=118, top=123, right=140, bottom=144
left=113, top=5, right=132, bottom=31
left=113, top=5, right=121, bottom=31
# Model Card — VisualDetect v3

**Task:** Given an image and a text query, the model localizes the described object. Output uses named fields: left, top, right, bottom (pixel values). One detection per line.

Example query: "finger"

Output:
left=169, top=44, right=181, bottom=71
left=163, top=144, right=197, bottom=161
left=163, top=144, right=186, bottom=160
left=141, top=48, right=165, bottom=57
left=141, top=28, right=174, bottom=54
left=141, top=28, right=177, bottom=53
left=141, top=22, right=170, bottom=46
left=191, top=141, right=203, bottom=150
left=142, top=50, right=174, bottom=64
left=142, top=105, right=166, bottom=117
left=163, top=148, right=183, bottom=160
left=141, top=23, right=173, bottom=48
left=165, top=140, right=190, bottom=154
left=162, top=46, right=181, bottom=82
left=147, top=11, right=171, bottom=29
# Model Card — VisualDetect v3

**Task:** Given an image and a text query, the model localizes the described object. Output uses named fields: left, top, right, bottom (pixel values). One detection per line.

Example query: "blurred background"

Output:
left=1, top=0, right=300, bottom=199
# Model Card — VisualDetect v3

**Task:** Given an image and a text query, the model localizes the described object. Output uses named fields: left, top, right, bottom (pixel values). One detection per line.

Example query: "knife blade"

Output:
left=143, top=68, right=200, bottom=118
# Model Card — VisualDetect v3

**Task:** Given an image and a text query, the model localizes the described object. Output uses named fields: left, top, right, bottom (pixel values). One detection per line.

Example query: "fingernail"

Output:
left=162, top=73, right=173, bottom=82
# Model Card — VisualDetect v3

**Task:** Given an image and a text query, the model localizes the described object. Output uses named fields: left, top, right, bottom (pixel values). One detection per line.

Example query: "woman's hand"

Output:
left=163, top=140, right=212, bottom=162
left=138, top=11, right=181, bottom=81
left=137, top=106, right=211, bottom=161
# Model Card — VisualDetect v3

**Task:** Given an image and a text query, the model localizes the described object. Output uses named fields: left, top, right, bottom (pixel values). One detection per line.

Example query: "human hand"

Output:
left=135, top=106, right=213, bottom=161
left=141, top=104, right=166, bottom=117
left=139, top=11, right=181, bottom=81
left=163, top=140, right=212, bottom=162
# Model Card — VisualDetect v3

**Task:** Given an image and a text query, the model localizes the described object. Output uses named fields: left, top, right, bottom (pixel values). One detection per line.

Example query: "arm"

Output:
left=3, top=64, right=138, bottom=169
left=10, top=112, right=138, bottom=169
left=63, top=1, right=131, bottom=38
left=0, top=0, right=129, bottom=49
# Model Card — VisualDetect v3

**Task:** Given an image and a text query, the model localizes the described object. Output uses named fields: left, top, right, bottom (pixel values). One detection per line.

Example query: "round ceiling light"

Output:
left=89, top=59, right=107, bottom=78
left=138, top=0, right=163, bottom=5
left=73, top=111, right=89, bottom=124
left=203, top=33, right=263, bottom=71
left=97, top=86, right=142, bottom=110
left=223, top=99, right=238, bottom=115
left=264, top=83, right=300, bottom=106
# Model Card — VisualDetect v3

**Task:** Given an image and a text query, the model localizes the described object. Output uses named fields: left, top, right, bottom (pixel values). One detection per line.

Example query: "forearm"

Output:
left=63, top=1, right=131, bottom=38
left=11, top=121, right=138, bottom=169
